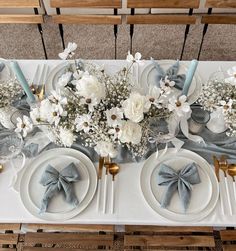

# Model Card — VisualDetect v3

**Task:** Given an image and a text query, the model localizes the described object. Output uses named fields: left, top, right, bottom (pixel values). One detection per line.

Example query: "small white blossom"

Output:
left=58, top=42, right=77, bottom=60
left=59, top=127, right=76, bottom=147
left=126, top=51, right=142, bottom=63
left=147, top=86, right=166, bottom=109
left=48, top=91, right=67, bottom=107
left=168, top=95, right=190, bottom=117
left=30, top=107, right=44, bottom=124
left=225, top=66, right=236, bottom=86
left=123, top=92, right=151, bottom=123
left=120, top=120, right=142, bottom=144
left=108, top=126, right=122, bottom=141
left=220, top=99, right=233, bottom=112
left=57, top=72, right=72, bottom=89
left=75, top=114, right=92, bottom=133
left=80, top=97, right=99, bottom=112
left=94, top=141, right=118, bottom=158
left=160, top=76, right=175, bottom=93
left=105, top=107, right=123, bottom=127
left=47, top=104, right=67, bottom=126
left=15, top=115, right=33, bottom=137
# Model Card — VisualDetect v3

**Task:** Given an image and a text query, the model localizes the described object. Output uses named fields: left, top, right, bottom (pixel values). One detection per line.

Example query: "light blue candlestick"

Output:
left=182, top=59, right=198, bottom=96
left=10, top=61, right=35, bottom=103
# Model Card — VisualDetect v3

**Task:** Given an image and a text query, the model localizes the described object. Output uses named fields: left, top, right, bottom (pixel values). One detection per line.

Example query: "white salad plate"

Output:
left=140, top=60, right=202, bottom=104
left=20, top=148, right=97, bottom=221
left=140, top=148, right=219, bottom=222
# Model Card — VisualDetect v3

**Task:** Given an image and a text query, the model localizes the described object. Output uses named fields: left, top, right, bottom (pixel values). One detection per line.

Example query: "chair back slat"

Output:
left=220, top=230, right=236, bottom=251
left=127, top=0, right=200, bottom=9
left=126, top=14, right=197, bottom=25
left=51, top=0, right=122, bottom=9
left=205, top=0, right=236, bottom=8
left=0, top=0, right=40, bottom=8
left=201, top=15, right=236, bottom=24
left=0, top=234, right=18, bottom=245
left=0, top=15, right=43, bottom=24
left=52, top=14, right=121, bottom=24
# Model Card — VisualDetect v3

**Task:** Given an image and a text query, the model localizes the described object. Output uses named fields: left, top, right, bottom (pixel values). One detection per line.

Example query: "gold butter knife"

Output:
left=97, top=157, right=104, bottom=211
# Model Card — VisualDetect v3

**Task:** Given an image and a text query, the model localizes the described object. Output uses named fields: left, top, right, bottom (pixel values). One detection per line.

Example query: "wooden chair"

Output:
left=50, top=0, right=122, bottom=59
left=197, top=0, right=236, bottom=59
left=220, top=229, right=236, bottom=251
left=0, top=224, right=21, bottom=251
left=126, top=0, right=200, bottom=59
left=21, top=224, right=115, bottom=251
left=0, top=0, right=47, bottom=59
left=124, top=225, right=216, bottom=250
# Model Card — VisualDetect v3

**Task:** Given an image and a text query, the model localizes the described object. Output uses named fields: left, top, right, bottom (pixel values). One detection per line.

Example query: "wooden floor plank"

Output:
left=125, top=225, right=213, bottom=233
left=24, top=224, right=114, bottom=232
left=220, top=230, right=236, bottom=241
left=124, top=235, right=215, bottom=247
left=0, top=234, right=18, bottom=244
left=25, top=233, right=113, bottom=246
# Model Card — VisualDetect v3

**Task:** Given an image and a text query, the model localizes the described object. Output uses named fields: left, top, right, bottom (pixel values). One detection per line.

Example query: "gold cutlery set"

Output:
left=213, top=155, right=236, bottom=215
left=97, top=156, right=120, bottom=214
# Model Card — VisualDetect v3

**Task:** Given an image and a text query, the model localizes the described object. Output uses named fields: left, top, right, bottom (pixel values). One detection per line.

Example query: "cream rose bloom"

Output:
left=123, top=92, right=150, bottom=123
left=120, top=120, right=142, bottom=144
left=59, top=127, right=76, bottom=147
left=75, top=74, right=105, bottom=100
left=94, top=141, right=118, bottom=158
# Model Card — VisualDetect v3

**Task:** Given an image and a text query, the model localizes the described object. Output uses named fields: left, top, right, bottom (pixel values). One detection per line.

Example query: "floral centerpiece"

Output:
left=16, top=43, right=191, bottom=159
left=198, top=66, right=236, bottom=136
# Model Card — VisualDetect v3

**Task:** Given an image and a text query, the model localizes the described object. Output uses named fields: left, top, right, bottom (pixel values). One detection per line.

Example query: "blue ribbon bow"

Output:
left=39, top=163, right=80, bottom=214
left=157, top=162, right=201, bottom=211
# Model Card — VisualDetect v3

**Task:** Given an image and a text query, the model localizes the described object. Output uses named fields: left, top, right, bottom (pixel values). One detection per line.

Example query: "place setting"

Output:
left=1, top=41, right=236, bottom=225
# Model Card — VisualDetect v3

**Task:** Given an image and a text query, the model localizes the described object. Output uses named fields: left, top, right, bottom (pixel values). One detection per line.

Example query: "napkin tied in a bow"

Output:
left=151, top=59, right=186, bottom=90
left=157, top=162, right=201, bottom=211
left=39, top=162, right=80, bottom=214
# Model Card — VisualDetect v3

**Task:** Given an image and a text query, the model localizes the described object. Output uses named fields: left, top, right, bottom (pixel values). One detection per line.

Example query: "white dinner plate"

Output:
left=140, top=60, right=202, bottom=104
left=27, top=155, right=90, bottom=214
left=150, top=156, right=212, bottom=215
left=140, top=148, right=219, bottom=222
left=20, top=148, right=97, bottom=221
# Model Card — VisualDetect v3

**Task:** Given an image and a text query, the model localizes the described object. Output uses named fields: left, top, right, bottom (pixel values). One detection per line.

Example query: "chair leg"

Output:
left=180, top=8, right=193, bottom=60
left=129, top=8, right=135, bottom=54
left=114, top=9, right=118, bottom=59
left=56, top=8, right=65, bottom=50
left=34, top=8, right=48, bottom=59
left=197, top=8, right=212, bottom=60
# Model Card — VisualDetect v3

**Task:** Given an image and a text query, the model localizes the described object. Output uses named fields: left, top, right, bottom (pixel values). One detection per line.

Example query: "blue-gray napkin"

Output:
left=157, top=162, right=201, bottom=211
left=39, top=162, right=80, bottom=214
left=151, top=59, right=186, bottom=90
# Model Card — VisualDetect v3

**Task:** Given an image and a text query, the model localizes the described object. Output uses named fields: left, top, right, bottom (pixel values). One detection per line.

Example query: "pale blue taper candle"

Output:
left=10, top=61, right=35, bottom=103
left=182, top=59, right=198, bottom=96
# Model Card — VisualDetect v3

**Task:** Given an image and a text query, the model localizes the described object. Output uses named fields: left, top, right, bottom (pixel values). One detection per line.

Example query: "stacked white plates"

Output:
left=20, top=148, right=97, bottom=221
left=140, top=60, right=202, bottom=104
left=140, top=148, right=219, bottom=222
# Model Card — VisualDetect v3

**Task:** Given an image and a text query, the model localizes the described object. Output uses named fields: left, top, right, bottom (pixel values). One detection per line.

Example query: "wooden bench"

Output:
left=0, top=224, right=21, bottom=251
left=124, top=225, right=216, bottom=250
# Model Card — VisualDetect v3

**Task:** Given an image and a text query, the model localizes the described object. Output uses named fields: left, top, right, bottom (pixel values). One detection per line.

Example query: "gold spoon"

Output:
left=108, top=163, right=120, bottom=214
left=0, top=164, right=4, bottom=173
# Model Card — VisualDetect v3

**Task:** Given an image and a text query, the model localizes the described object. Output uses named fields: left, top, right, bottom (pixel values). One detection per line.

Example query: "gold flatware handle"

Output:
left=98, top=157, right=104, bottom=179
left=213, top=155, right=220, bottom=182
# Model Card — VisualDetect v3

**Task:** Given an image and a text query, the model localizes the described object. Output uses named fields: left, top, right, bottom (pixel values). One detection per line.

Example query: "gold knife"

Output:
left=98, top=157, right=104, bottom=179
left=213, top=155, right=220, bottom=182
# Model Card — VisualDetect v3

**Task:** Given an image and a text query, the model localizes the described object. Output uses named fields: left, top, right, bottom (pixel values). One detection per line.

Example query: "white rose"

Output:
left=120, top=120, right=142, bottom=144
left=94, top=141, right=118, bottom=158
left=75, top=74, right=105, bottom=100
left=123, top=92, right=151, bottom=123
left=59, top=127, right=76, bottom=147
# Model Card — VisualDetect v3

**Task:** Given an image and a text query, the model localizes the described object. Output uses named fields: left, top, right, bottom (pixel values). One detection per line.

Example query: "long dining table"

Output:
left=0, top=59, right=236, bottom=227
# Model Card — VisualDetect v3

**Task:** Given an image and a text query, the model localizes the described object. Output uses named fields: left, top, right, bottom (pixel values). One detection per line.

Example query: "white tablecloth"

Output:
left=0, top=60, right=236, bottom=226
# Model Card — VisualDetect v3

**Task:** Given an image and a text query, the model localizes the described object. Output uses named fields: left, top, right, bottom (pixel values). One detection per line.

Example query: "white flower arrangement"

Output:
left=26, top=43, right=191, bottom=158
left=198, top=67, right=236, bottom=137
